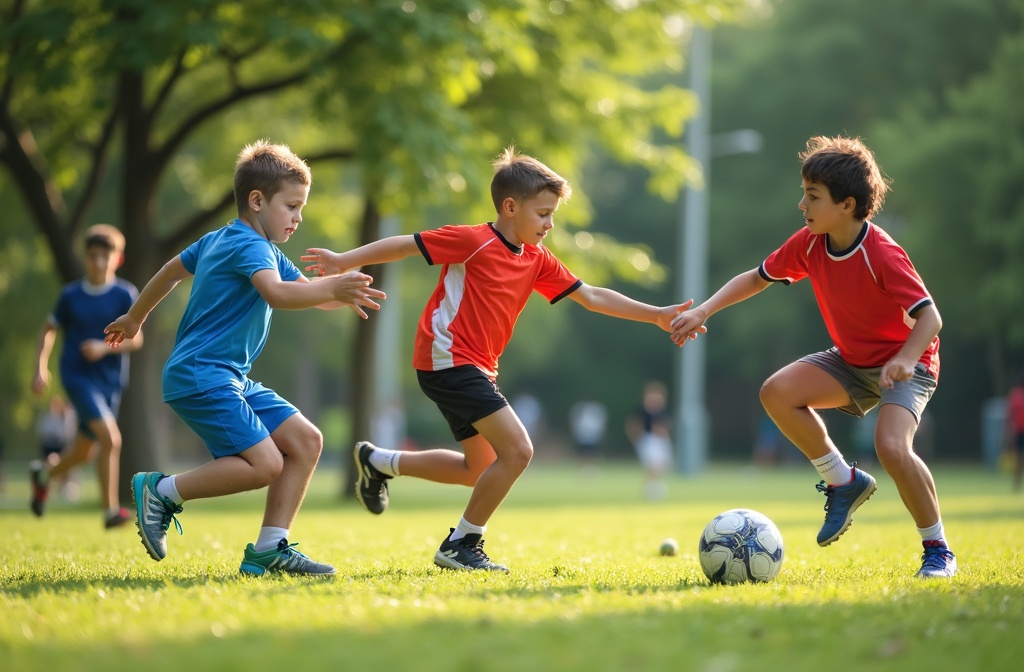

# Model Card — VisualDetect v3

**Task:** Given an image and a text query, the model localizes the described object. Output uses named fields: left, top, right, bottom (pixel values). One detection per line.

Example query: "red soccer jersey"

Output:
left=759, top=222, right=940, bottom=378
left=412, top=223, right=582, bottom=378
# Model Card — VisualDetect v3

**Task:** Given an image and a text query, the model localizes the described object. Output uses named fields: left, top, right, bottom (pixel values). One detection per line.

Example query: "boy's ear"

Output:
left=501, top=196, right=517, bottom=216
left=248, top=189, right=264, bottom=212
left=115, top=252, right=125, bottom=270
left=842, top=196, right=856, bottom=214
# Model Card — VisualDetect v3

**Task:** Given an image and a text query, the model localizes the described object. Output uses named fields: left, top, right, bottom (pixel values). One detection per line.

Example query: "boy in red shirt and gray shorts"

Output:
left=671, top=135, right=956, bottom=578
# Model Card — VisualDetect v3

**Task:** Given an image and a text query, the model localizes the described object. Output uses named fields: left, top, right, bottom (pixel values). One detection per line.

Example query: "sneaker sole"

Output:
left=353, top=442, right=387, bottom=515
left=817, top=480, right=878, bottom=547
left=131, top=472, right=165, bottom=562
left=239, top=561, right=268, bottom=576
left=433, top=551, right=510, bottom=574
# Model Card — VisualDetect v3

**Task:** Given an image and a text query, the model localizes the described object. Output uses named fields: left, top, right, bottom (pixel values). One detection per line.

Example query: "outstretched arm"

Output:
left=105, top=256, right=192, bottom=347
left=302, top=235, right=420, bottom=276
left=251, top=268, right=386, bottom=317
left=669, top=268, right=771, bottom=346
left=568, top=284, right=696, bottom=333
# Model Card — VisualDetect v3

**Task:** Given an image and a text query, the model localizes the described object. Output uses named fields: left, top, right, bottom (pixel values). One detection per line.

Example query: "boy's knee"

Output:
left=292, top=423, right=324, bottom=463
left=504, top=440, right=533, bottom=473
left=874, top=433, right=910, bottom=464
left=759, top=376, right=784, bottom=411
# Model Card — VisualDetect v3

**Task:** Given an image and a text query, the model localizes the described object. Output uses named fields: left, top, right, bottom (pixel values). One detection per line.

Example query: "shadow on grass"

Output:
left=6, top=585, right=1024, bottom=672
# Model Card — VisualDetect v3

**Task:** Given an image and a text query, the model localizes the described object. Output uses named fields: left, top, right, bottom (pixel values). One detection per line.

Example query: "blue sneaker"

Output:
left=815, top=464, right=877, bottom=546
left=917, top=540, right=957, bottom=578
left=239, top=539, right=336, bottom=576
left=131, top=472, right=183, bottom=561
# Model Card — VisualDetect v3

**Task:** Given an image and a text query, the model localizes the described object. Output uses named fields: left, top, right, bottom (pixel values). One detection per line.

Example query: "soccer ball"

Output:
left=698, top=508, right=784, bottom=584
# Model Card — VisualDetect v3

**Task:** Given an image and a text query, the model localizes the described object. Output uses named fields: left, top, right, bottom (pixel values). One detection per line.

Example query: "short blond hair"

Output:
left=83, top=224, right=126, bottom=254
left=490, top=146, right=571, bottom=213
left=233, top=140, right=312, bottom=216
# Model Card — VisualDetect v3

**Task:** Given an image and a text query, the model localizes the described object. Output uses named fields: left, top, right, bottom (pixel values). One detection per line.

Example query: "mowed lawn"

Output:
left=2, top=461, right=1022, bottom=672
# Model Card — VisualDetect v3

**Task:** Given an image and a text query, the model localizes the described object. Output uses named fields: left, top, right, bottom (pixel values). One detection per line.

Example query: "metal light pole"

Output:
left=675, top=27, right=762, bottom=474
left=676, top=26, right=711, bottom=475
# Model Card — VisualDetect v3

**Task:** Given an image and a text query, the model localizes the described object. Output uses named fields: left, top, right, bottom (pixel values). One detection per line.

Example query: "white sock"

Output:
left=106, top=507, right=122, bottom=517
left=448, top=517, right=486, bottom=542
left=156, top=474, right=184, bottom=505
left=811, top=449, right=854, bottom=486
left=918, top=520, right=945, bottom=543
left=368, top=447, right=401, bottom=477
left=254, top=526, right=290, bottom=552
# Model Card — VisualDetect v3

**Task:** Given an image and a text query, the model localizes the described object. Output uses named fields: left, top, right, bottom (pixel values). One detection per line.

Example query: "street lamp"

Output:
left=675, top=27, right=761, bottom=474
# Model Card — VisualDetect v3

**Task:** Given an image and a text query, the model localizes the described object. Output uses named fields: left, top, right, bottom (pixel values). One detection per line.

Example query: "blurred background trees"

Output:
left=2, top=0, right=1022, bottom=491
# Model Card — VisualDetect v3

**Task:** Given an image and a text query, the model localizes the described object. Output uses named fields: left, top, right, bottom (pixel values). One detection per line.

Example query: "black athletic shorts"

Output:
left=416, top=365, right=509, bottom=441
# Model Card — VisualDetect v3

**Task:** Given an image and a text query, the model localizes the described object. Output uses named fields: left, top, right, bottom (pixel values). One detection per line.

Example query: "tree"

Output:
left=1, top=0, right=753, bottom=496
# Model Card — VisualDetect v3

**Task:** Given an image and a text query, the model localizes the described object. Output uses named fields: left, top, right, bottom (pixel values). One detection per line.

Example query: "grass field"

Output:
left=2, top=461, right=1023, bottom=672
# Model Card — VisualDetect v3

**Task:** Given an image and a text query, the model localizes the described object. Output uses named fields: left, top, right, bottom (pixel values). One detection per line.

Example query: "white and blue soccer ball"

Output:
left=698, top=508, right=784, bottom=584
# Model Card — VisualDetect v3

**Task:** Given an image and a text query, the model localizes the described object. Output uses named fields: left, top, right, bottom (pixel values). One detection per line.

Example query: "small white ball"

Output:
left=659, top=538, right=679, bottom=556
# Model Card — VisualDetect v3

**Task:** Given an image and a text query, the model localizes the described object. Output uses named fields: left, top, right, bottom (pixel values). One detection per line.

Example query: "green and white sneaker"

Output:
left=239, top=539, right=336, bottom=576
left=131, top=472, right=183, bottom=561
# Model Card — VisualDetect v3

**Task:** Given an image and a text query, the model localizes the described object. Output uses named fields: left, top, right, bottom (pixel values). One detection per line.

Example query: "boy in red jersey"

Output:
left=304, top=147, right=695, bottom=572
left=670, top=135, right=956, bottom=578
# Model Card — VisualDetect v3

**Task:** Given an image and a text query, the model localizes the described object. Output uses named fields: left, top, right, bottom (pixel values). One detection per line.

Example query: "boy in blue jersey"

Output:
left=32, top=224, right=141, bottom=528
left=104, top=140, right=386, bottom=575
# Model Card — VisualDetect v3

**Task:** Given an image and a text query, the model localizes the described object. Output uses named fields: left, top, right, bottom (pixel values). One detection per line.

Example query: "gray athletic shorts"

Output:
left=799, top=347, right=936, bottom=423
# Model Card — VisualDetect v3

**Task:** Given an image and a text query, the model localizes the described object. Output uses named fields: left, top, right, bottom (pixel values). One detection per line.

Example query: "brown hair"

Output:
left=490, top=146, right=571, bottom=213
left=799, top=136, right=890, bottom=220
left=233, top=140, right=312, bottom=216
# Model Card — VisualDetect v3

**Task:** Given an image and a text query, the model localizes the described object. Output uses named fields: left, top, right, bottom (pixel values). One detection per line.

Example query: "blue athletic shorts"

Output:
left=167, top=379, right=298, bottom=458
left=64, top=382, right=121, bottom=440
left=416, top=365, right=509, bottom=442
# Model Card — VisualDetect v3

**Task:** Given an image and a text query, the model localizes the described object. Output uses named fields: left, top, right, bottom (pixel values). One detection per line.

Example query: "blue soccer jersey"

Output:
left=52, top=278, right=139, bottom=394
left=162, top=220, right=301, bottom=401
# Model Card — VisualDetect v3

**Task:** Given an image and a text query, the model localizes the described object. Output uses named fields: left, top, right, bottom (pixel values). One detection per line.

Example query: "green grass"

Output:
left=2, top=462, right=1023, bottom=671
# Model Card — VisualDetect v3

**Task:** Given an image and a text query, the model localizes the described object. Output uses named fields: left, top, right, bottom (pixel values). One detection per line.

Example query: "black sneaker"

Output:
left=104, top=507, right=132, bottom=529
left=353, top=441, right=391, bottom=515
left=433, top=528, right=509, bottom=573
left=29, top=460, right=49, bottom=517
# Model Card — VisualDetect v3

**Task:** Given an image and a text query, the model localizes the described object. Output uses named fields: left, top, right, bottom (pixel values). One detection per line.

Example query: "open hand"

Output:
left=104, top=314, right=141, bottom=348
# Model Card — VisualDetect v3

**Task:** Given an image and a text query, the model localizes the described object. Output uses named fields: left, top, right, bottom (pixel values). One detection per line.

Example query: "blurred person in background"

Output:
left=1005, top=371, right=1024, bottom=493
left=36, top=395, right=81, bottom=501
left=626, top=380, right=673, bottom=501
left=31, top=224, right=141, bottom=528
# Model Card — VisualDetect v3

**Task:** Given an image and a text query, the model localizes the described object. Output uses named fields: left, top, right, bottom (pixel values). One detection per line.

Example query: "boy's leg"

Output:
left=760, top=362, right=851, bottom=460
left=31, top=434, right=95, bottom=516
left=432, top=406, right=530, bottom=573
left=874, top=403, right=956, bottom=577
left=354, top=432, right=500, bottom=514
left=760, top=361, right=877, bottom=546
left=873, top=403, right=940, bottom=528
left=134, top=440, right=283, bottom=562
left=392, top=442, right=498, bottom=485
left=261, top=413, right=322, bottom=530
left=84, top=415, right=127, bottom=524
left=458, top=406, right=532, bottom=528
left=238, top=413, right=334, bottom=576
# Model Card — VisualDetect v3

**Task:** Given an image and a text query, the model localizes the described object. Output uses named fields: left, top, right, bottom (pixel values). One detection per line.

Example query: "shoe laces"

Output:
left=276, top=539, right=308, bottom=558
left=815, top=481, right=836, bottom=515
left=460, top=536, right=493, bottom=562
left=921, top=541, right=952, bottom=569
left=161, top=501, right=184, bottom=536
